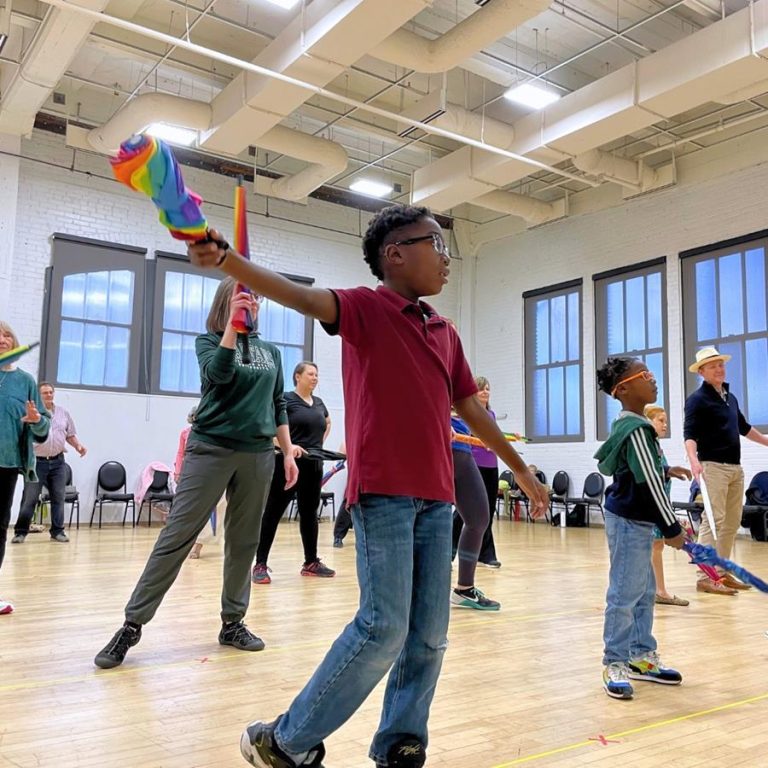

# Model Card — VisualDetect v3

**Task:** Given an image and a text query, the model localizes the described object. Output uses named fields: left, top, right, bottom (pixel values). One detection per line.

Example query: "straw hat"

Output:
left=688, top=346, right=731, bottom=374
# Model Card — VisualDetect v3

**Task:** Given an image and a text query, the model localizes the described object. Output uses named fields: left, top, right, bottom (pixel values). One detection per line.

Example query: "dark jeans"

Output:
left=333, top=498, right=352, bottom=541
left=256, top=455, right=324, bottom=565
left=0, top=468, right=20, bottom=570
left=15, top=455, right=66, bottom=537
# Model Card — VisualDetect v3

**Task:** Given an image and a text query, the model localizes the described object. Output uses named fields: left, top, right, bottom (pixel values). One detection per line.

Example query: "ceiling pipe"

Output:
left=0, top=0, right=110, bottom=134
left=473, top=189, right=566, bottom=225
left=36, top=0, right=599, bottom=188
left=411, top=0, right=768, bottom=210
left=84, top=92, right=349, bottom=202
left=87, top=92, right=211, bottom=153
left=371, top=0, right=550, bottom=74
left=254, top=125, right=348, bottom=202
left=572, top=149, right=655, bottom=191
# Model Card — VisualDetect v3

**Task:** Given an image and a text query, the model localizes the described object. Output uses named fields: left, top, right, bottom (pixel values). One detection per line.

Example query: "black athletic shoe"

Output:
left=94, top=623, right=142, bottom=669
left=240, top=717, right=325, bottom=767
left=376, top=736, right=426, bottom=768
left=219, top=620, right=266, bottom=651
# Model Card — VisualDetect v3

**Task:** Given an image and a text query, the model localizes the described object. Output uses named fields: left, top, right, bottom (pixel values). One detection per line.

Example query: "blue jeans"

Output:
left=275, top=494, right=452, bottom=763
left=602, top=509, right=657, bottom=666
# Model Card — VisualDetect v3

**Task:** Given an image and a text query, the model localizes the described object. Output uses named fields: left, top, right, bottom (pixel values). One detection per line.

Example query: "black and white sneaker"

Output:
left=450, top=586, right=501, bottom=611
left=240, top=717, right=325, bottom=767
left=219, top=620, right=266, bottom=651
left=376, top=736, right=426, bottom=768
left=94, top=623, right=142, bottom=669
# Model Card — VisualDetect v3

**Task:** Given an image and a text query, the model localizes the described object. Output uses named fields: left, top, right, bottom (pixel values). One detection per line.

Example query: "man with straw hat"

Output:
left=684, top=346, right=768, bottom=595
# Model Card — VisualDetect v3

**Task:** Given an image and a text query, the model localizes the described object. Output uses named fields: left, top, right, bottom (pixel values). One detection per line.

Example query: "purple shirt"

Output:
left=471, top=408, right=498, bottom=468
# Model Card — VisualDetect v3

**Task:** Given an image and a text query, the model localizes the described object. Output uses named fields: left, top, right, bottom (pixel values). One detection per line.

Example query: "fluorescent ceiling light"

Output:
left=265, top=0, right=301, bottom=8
left=350, top=179, right=393, bottom=198
left=146, top=122, right=198, bottom=146
left=503, top=82, right=560, bottom=110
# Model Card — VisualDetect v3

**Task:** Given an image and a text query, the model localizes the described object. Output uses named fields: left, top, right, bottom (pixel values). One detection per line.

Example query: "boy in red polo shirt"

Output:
left=188, top=205, right=547, bottom=768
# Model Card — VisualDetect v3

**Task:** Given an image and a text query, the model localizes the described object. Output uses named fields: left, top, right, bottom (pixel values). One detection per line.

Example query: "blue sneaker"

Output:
left=628, top=651, right=682, bottom=685
left=603, top=662, right=634, bottom=699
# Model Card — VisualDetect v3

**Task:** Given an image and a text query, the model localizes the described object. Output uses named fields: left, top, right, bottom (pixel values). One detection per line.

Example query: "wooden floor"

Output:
left=2, top=518, right=768, bottom=768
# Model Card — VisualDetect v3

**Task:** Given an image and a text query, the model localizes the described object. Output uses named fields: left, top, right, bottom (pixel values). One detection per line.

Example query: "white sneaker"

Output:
left=0, top=599, right=14, bottom=615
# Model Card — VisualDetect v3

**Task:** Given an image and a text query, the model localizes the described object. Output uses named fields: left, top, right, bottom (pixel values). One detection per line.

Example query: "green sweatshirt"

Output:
left=594, top=411, right=682, bottom=538
left=191, top=333, right=288, bottom=453
left=0, top=368, right=51, bottom=480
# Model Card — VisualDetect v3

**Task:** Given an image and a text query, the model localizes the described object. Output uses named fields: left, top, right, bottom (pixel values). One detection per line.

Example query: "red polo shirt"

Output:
left=322, top=285, right=477, bottom=506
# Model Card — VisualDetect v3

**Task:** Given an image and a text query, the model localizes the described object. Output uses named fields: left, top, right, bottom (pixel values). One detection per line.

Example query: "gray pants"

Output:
left=125, top=437, right=274, bottom=625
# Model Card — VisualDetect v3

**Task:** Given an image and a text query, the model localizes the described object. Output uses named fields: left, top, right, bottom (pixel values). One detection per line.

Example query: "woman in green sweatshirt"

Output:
left=0, top=321, right=50, bottom=616
left=94, top=277, right=298, bottom=669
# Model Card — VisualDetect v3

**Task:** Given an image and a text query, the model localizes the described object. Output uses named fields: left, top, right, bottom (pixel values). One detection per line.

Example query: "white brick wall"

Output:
left=474, top=159, right=768, bottom=512
left=1, top=129, right=461, bottom=520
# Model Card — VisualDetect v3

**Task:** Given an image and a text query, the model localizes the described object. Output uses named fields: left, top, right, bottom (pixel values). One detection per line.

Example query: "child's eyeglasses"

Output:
left=393, top=233, right=449, bottom=255
left=611, top=370, right=655, bottom=397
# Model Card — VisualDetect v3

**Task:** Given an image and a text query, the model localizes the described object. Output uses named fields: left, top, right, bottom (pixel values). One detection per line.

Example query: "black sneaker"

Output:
left=94, top=623, right=142, bottom=669
left=333, top=538, right=343, bottom=548
left=219, top=620, right=265, bottom=651
left=240, top=717, right=325, bottom=767
left=376, top=736, right=426, bottom=768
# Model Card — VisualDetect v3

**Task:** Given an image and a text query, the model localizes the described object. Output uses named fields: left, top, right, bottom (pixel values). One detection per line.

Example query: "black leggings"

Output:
left=256, top=455, right=323, bottom=565
left=452, top=450, right=489, bottom=587
left=0, top=468, right=19, bottom=571
left=477, top=465, right=499, bottom=563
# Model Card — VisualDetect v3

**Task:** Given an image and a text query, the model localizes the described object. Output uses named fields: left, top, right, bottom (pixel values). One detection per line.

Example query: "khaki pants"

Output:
left=697, top=461, right=744, bottom=579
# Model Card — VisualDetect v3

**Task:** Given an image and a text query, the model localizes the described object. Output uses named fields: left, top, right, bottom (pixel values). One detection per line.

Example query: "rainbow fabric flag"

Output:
left=110, top=134, right=208, bottom=242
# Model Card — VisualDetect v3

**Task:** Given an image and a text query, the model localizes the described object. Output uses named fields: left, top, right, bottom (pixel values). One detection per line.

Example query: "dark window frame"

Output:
left=594, top=258, right=669, bottom=440
left=681, top=230, right=768, bottom=430
left=524, top=279, right=584, bottom=443
left=41, top=236, right=315, bottom=396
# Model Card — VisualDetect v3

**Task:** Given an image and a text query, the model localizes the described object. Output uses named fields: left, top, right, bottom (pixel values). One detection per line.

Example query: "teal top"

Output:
left=0, top=368, right=50, bottom=480
left=191, top=333, right=288, bottom=453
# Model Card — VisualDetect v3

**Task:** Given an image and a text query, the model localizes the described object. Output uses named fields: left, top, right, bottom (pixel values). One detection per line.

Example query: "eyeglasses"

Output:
left=611, top=369, right=655, bottom=397
left=252, top=294, right=264, bottom=304
left=393, top=233, right=449, bottom=255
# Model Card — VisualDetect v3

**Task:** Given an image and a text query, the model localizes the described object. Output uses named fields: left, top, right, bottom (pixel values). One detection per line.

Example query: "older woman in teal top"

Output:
left=0, top=321, right=50, bottom=615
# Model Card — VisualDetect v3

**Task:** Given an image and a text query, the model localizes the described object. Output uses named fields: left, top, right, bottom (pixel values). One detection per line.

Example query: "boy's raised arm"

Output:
left=188, top=230, right=338, bottom=325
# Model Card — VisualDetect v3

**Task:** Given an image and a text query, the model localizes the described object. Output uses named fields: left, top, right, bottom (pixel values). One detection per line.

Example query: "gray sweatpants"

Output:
left=125, top=436, right=274, bottom=625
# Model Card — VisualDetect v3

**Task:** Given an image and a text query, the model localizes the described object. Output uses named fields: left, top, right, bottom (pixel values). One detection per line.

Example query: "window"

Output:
left=524, top=281, right=583, bottom=441
left=594, top=259, right=668, bottom=439
left=41, top=235, right=145, bottom=391
left=152, top=257, right=222, bottom=394
left=42, top=237, right=314, bottom=395
left=682, top=231, right=768, bottom=428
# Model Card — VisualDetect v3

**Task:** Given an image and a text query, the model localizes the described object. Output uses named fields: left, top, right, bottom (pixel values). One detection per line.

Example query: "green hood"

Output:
left=594, top=411, right=660, bottom=484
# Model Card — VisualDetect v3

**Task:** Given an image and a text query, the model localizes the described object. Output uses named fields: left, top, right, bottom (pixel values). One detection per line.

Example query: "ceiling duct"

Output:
left=371, top=0, right=550, bottom=74
left=0, top=0, right=110, bottom=135
left=76, top=92, right=349, bottom=202
left=411, top=0, right=768, bottom=211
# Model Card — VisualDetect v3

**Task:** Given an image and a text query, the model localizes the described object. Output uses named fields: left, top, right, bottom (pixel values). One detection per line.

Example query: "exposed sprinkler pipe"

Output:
left=36, top=0, right=600, bottom=188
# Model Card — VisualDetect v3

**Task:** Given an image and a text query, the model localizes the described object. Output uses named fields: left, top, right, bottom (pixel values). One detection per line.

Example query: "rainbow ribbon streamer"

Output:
left=683, top=541, right=768, bottom=592
left=231, top=178, right=254, bottom=336
left=110, top=134, right=209, bottom=242
left=0, top=341, right=39, bottom=367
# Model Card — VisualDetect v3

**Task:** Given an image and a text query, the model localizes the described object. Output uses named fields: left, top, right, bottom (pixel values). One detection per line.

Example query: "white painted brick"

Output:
left=474, top=160, right=768, bottom=517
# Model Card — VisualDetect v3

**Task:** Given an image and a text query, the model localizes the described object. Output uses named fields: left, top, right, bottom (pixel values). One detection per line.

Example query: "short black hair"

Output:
left=596, top=356, right=636, bottom=397
left=362, top=204, right=432, bottom=280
